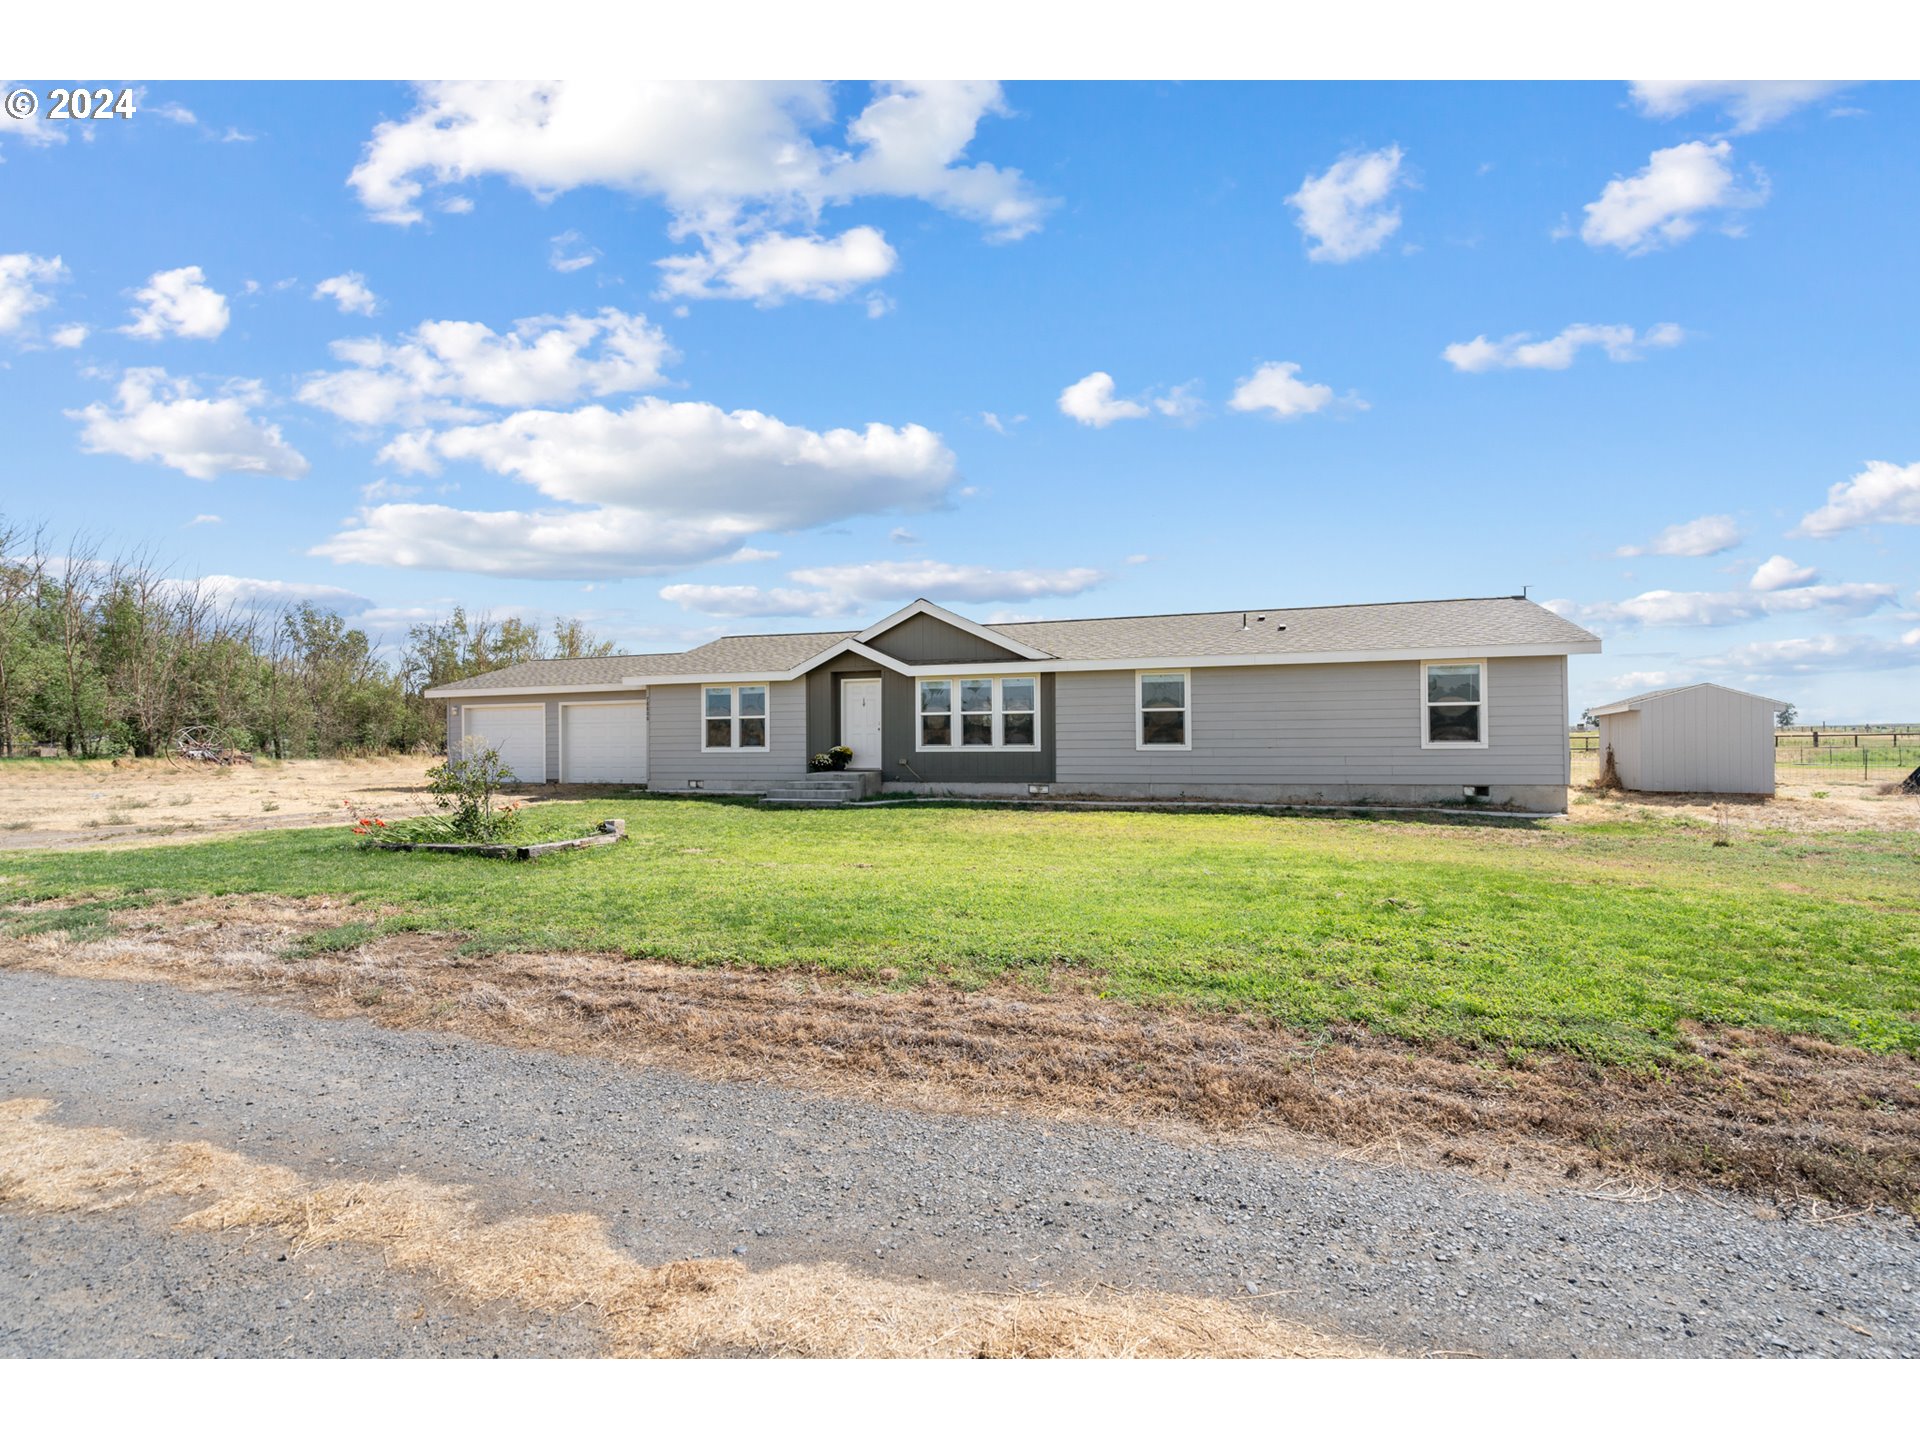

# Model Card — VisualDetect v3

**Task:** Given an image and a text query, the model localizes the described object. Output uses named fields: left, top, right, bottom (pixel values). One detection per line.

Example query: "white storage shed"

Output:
left=1590, top=683, right=1786, bottom=795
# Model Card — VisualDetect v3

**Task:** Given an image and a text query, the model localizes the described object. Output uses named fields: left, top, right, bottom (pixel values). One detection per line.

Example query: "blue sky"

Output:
left=2, top=79, right=1915, bottom=719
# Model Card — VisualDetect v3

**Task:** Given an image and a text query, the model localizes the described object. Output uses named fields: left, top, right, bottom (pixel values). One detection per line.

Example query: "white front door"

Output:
left=840, top=678, right=882, bottom=769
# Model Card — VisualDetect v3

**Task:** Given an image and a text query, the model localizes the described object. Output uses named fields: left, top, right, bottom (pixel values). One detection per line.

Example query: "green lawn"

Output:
left=4, top=797, right=1916, bottom=1065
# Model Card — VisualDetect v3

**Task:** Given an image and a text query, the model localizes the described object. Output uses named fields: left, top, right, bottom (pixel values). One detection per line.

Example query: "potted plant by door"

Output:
left=828, top=745, right=854, bottom=771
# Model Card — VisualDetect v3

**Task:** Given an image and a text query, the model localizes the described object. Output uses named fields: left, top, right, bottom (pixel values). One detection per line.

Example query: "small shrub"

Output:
left=424, top=745, right=523, bottom=843
left=261, top=799, right=280, bottom=812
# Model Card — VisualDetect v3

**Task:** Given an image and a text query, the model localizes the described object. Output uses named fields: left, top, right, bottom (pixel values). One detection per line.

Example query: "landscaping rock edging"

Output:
left=366, top=818, right=626, bottom=860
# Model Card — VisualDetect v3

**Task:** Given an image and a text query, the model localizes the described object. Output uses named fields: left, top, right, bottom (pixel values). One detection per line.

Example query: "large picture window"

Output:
left=1136, top=671, right=1189, bottom=749
left=1421, top=661, right=1487, bottom=747
left=917, top=676, right=1040, bottom=750
left=702, top=684, right=769, bottom=750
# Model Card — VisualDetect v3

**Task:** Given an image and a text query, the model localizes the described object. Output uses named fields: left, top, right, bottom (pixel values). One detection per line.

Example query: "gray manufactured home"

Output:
left=426, top=596, right=1601, bottom=811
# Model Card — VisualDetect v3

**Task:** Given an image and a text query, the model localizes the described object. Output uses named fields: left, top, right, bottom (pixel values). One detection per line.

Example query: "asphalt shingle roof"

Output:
left=986, top=596, right=1597, bottom=661
left=433, top=597, right=1596, bottom=693
left=430, top=653, right=684, bottom=694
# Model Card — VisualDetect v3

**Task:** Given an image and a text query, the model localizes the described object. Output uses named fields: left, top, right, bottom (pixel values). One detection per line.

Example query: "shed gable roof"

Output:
left=1590, top=681, right=1788, bottom=716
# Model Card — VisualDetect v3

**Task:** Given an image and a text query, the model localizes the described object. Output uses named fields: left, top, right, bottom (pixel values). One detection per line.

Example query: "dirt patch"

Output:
left=0, top=1096, right=1363, bottom=1357
left=0, top=755, right=631, bottom=851
left=1568, top=771, right=1920, bottom=834
left=6, top=894, right=1917, bottom=1216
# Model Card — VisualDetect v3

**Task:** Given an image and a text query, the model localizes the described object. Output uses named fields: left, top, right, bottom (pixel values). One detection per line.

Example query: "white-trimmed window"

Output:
left=702, top=684, right=768, bottom=751
left=1420, top=661, right=1488, bottom=748
left=916, top=676, right=1040, bottom=750
left=1136, top=670, right=1190, bottom=750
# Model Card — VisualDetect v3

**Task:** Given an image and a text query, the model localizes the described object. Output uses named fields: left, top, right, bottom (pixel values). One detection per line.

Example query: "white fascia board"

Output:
left=621, top=639, right=1600, bottom=687
left=426, top=681, right=646, bottom=700
left=854, top=597, right=1055, bottom=660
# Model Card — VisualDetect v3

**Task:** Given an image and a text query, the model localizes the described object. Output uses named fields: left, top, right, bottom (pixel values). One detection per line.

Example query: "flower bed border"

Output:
left=365, top=818, right=626, bottom=860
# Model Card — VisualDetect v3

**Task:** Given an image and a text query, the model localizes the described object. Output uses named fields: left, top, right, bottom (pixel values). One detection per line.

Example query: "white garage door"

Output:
left=562, top=702, right=648, bottom=784
left=460, top=704, right=546, bottom=784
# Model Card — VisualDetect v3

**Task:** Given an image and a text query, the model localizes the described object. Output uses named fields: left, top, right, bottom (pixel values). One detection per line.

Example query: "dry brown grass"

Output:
left=7, top=895, right=1919, bottom=1214
left=0, top=1097, right=1363, bottom=1358
left=1566, top=769, right=1920, bottom=834
left=0, top=755, right=441, bottom=849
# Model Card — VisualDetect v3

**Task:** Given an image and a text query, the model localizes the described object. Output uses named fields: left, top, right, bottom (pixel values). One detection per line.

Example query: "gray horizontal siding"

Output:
left=866, top=612, right=1022, bottom=665
left=647, top=679, right=806, bottom=791
left=1054, top=657, right=1568, bottom=791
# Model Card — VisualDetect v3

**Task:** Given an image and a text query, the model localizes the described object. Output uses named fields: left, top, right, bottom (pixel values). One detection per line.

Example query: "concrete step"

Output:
left=759, top=796, right=851, bottom=808
left=764, top=788, right=862, bottom=801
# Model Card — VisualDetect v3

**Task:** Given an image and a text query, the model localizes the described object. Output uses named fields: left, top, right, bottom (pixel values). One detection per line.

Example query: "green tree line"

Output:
left=0, top=517, right=612, bottom=758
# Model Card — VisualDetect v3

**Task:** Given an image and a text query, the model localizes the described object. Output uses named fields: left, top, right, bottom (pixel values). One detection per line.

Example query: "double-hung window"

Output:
left=1136, top=671, right=1189, bottom=749
left=1420, top=661, right=1487, bottom=747
left=917, top=676, right=1040, bottom=750
left=702, top=684, right=768, bottom=750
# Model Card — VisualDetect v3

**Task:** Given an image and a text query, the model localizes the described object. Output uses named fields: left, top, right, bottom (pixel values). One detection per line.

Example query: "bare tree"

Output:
left=52, top=536, right=104, bottom=755
left=0, top=517, right=48, bottom=756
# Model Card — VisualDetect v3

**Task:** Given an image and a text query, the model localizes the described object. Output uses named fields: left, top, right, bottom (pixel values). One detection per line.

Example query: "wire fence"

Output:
left=1570, top=728, right=1920, bottom=788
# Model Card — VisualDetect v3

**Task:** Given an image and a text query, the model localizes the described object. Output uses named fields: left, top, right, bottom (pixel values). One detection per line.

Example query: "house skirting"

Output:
left=881, top=780, right=1567, bottom=811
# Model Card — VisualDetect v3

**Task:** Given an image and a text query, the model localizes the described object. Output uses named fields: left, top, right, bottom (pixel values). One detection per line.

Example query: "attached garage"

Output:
left=459, top=703, right=547, bottom=784
left=561, top=701, right=648, bottom=784
left=1591, top=682, right=1785, bottom=795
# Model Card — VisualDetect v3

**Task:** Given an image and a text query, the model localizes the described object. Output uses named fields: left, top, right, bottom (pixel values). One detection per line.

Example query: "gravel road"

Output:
left=3, top=968, right=1915, bottom=1357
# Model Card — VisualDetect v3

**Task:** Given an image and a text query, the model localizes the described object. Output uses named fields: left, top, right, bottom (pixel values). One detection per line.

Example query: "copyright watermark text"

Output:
left=5, top=87, right=139, bottom=122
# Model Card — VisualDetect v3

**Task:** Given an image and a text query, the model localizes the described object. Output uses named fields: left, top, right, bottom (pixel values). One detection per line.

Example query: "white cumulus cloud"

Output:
left=69, top=369, right=310, bottom=480
left=1228, top=361, right=1354, bottom=420
left=121, top=265, right=230, bottom=340
left=1058, top=371, right=1149, bottom=428
left=313, top=271, right=380, bottom=316
left=298, top=308, right=674, bottom=427
left=661, top=559, right=1105, bottom=618
left=314, top=398, right=957, bottom=579
left=548, top=231, right=600, bottom=274
left=347, top=81, right=1048, bottom=306
left=656, top=584, right=858, bottom=619
left=1700, top=631, right=1920, bottom=676
left=1443, top=322, right=1684, bottom=373
left=0, top=253, right=67, bottom=334
left=191, top=574, right=373, bottom=616
left=657, top=226, right=897, bottom=303
left=50, top=323, right=88, bottom=348
left=1614, top=513, right=1744, bottom=558
left=1628, top=82, right=1847, bottom=134
left=1794, top=460, right=1920, bottom=537
left=1580, top=141, right=1767, bottom=254
left=1749, top=555, right=1819, bottom=592
left=1286, top=146, right=1406, bottom=263
left=1550, top=582, right=1895, bottom=630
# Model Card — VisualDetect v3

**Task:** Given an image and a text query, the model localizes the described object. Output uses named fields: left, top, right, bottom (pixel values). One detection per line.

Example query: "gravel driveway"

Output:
left=2, top=968, right=1915, bottom=1357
